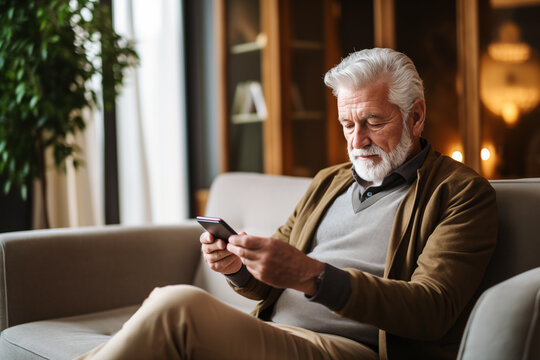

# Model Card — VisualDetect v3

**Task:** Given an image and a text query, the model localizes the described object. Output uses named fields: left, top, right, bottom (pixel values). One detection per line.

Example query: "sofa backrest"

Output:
left=480, top=178, right=540, bottom=293
left=193, top=173, right=540, bottom=314
left=193, top=172, right=311, bottom=313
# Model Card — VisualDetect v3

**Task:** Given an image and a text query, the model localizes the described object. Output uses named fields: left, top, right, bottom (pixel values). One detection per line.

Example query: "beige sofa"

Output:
left=0, top=173, right=539, bottom=359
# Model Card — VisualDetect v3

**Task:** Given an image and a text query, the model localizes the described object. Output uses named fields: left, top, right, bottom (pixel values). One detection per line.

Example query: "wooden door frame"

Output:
left=457, top=0, right=482, bottom=172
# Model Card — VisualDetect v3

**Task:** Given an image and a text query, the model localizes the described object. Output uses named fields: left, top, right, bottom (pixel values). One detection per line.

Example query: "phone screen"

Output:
left=196, top=216, right=237, bottom=243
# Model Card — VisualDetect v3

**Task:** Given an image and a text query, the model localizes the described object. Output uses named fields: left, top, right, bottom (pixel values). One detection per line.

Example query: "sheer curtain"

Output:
left=112, top=0, right=189, bottom=224
left=32, top=106, right=105, bottom=229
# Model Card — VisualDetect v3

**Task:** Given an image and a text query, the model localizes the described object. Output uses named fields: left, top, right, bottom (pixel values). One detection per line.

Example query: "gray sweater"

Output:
left=270, top=181, right=410, bottom=346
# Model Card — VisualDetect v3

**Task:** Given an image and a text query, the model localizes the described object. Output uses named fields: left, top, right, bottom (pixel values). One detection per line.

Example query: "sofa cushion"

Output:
left=0, top=305, right=137, bottom=360
left=458, top=267, right=540, bottom=360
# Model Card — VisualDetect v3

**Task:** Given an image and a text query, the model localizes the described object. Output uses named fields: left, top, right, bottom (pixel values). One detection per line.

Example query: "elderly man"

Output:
left=79, top=48, right=497, bottom=360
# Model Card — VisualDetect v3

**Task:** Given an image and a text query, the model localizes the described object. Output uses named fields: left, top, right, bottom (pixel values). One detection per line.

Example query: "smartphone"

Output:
left=196, top=216, right=237, bottom=243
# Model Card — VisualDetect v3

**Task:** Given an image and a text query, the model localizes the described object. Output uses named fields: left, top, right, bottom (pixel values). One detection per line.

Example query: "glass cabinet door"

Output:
left=479, top=0, right=540, bottom=178
left=281, top=0, right=328, bottom=176
left=226, top=0, right=265, bottom=172
left=281, top=0, right=375, bottom=176
left=394, top=0, right=460, bottom=161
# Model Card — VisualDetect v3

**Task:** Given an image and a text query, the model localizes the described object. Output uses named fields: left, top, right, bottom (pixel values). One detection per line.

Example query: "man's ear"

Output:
left=409, top=98, right=426, bottom=137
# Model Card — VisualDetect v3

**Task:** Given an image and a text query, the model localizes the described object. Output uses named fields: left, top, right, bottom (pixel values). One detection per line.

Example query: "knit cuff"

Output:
left=225, top=265, right=252, bottom=288
left=305, top=263, right=351, bottom=311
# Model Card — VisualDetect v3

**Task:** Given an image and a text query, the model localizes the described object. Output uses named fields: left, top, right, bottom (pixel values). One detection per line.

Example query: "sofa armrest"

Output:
left=0, top=222, right=203, bottom=331
left=458, top=267, right=540, bottom=360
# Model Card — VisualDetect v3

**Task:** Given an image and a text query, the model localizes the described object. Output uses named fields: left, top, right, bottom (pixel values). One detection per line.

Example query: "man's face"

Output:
left=337, top=81, right=414, bottom=182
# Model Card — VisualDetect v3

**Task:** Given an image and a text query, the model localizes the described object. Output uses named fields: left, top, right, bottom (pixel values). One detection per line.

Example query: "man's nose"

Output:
left=352, top=125, right=371, bottom=149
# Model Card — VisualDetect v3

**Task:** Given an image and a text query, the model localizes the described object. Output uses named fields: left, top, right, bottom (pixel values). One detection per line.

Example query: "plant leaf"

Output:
left=3, top=179, right=11, bottom=195
left=30, top=96, right=39, bottom=109
left=15, top=83, right=26, bottom=103
left=20, top=184, right=28, bottom=200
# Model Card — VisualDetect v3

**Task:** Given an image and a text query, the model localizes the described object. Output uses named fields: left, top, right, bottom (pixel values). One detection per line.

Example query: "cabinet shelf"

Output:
left=230, top=41, right=264, bottom=54
left=231, top=113, right=265, bottom=124
left=230, top=34, right=268, bottom=55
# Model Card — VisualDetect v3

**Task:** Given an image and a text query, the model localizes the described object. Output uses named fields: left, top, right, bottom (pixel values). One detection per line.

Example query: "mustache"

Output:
left=349, top=145, right=386, bottom=157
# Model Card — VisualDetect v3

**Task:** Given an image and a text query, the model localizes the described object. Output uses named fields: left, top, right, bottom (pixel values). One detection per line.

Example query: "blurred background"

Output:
left=1, top=0, right=539, bottom=232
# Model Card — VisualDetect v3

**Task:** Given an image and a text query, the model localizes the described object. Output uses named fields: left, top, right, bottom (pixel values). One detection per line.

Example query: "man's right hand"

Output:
left=200, top=231, right=243, bottom=275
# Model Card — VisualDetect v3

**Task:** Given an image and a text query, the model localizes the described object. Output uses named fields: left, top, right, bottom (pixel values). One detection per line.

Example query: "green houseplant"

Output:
left=0, top=0, right=138, bottom=227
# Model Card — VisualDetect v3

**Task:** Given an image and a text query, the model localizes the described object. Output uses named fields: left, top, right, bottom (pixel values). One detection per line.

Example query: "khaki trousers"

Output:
left=76, top=285, right=378, bottom=360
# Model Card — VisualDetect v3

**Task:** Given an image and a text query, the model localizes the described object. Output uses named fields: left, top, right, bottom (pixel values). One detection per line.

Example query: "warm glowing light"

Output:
left=452, top=151, right=463, bottom=162
left=501, top=102, right=519, bottom=125
left=480, top=21, right=540, bottom=126
left=481, top=148, right=491, bottom=161
left=487, top=22, right=531, bottom=63
left=480, top=143, right=497, bottom=179
left=480, top=61, right=540, bottom=126
left=488, top=42, right=531, bottom=63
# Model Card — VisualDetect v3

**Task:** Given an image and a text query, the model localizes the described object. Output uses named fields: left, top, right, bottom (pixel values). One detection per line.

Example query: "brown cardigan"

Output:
left=231, top=149, right=498, bottom=359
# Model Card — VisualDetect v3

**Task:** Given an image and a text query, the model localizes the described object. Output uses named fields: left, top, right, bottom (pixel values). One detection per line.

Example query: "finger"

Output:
left=201, top=239, right=227, bottom=254
left=200, top=231, right=215, bottom=244
left=227, top=243, right=259, bottom=261
left=227, top=234, right=244, bottom=246
left=200, top=233, right=228, bottom=248
left=228, top=234, right=264, bottom=249
left=204, top=248, right=235, bottom=263
left=227, top=232, right=246, bottom=244
left=206, top=253, right=237, bottom=272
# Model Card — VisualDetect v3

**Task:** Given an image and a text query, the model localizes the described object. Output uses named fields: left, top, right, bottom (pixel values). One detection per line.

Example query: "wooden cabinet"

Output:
left=193, top=0, right=540, bottom=216
left=217, top=0, right=540, bottom=180
left=216, top=0, right=347, bottom=177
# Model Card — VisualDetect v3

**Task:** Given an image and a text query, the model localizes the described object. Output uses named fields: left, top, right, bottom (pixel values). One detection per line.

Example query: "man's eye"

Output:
left=343, top=122, right=354, bottom=129
left=367, top=122, right=383, bottom=128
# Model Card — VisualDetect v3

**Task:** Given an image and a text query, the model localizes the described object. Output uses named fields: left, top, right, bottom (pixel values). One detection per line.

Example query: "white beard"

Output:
left=349, top=125, right=413, bottom=183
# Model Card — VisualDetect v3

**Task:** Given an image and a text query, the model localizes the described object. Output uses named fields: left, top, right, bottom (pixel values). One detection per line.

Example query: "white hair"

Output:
left=324, top=48, right=424, bottom=121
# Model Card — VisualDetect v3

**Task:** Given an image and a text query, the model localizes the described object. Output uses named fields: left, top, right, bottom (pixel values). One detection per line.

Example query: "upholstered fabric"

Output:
left=0, top=223, right=202, bottom=331
left=479, top=179, right=540, bottom=291
left=0, top=306, right=137, bottom=360
left=458, top=267, right=540, bottom=360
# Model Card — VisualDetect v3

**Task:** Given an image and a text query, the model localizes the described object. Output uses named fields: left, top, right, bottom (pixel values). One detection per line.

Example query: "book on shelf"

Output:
left=231, top=81, right=267, bottom=124
left=291, top=82, right=304, bottom=112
